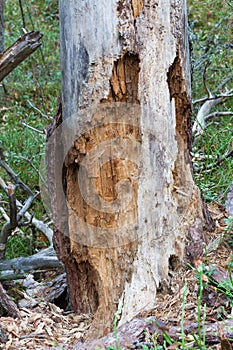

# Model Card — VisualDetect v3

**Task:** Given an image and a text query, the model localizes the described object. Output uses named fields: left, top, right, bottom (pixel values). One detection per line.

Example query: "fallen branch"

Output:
left=27, top=100, right=52, bottom=120
left=0, top=159, right=35, bottom=221
left=192, top=63, right=233, bottom=136
left=193, top=91, right=233, bottom=105
left=0, top=246, right=63, bottom=280
left=0, top=184, right=18, bottom=258
left=192, top=97, right=222, bottom=135
left=205, top=111, right=233, bottom=121
left=21, top=121, right=46, bottom=135
left=192, top=90, right=233, bottom=136
left=0, top=176, right=53, bottom=245
left=0, top=30, right=43, bottom=82
left=0, top=206, right=29, bottom=240
left=0, top=160, right=37, bottom=258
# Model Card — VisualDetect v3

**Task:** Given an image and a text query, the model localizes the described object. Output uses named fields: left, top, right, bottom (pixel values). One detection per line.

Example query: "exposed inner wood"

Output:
left=102, top=52, right=140, bottom=103
left=66, top=123, right=140, bottom=233
left=131, top=0, right=144, bottom=19
left=167, top=50, right=204, bottom=234
left=65, top=53, right=141, bottom=337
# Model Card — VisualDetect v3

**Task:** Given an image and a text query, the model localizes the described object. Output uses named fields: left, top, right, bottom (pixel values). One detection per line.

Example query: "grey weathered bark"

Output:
left=48, top=0, right=203, bottom=339
left=0, top=0, right=4, bottom=54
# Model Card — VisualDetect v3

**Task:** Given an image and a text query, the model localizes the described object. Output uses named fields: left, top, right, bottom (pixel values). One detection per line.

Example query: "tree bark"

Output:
left=48, top=0, right=203, bottom=339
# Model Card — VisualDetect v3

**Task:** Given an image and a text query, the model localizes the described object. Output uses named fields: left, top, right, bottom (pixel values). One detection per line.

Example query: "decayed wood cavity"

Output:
left=64, top=52, right=141, bottom=337
left=131, top=0, right=144, bottom=19
left=66, top=122, right=140, bottom=243
left=167, top=49, right=194, bottom=210
left=167, top=51, right=192, bottom=145
left=103, top=52, right=140, bottom=103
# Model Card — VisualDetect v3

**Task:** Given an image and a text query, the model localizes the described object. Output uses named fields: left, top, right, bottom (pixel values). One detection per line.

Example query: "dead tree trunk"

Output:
left=48, top=0, right=203, bottom=339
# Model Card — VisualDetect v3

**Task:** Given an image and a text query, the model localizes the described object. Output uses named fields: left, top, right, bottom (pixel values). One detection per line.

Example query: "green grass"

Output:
left=188, top=0, right=233, bottom=202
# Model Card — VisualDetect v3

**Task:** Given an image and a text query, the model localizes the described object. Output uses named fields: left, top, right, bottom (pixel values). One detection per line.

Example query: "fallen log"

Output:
left=0, top=246, right=63, bottom=280
left=0, top=30, right=43, bottom=82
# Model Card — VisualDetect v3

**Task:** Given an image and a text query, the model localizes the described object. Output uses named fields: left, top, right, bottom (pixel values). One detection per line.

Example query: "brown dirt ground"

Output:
left=1, top=204, right=232, bottom=349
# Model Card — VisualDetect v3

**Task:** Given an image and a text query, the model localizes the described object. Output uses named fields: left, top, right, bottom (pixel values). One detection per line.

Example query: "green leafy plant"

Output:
left=112, top=305, right=123, bottom=350
left=207, top=257, right=233, bottom=308
left=145, top=278, right=207, bottom=350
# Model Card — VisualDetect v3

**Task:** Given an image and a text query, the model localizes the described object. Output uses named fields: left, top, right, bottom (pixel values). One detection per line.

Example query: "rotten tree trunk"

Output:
left=0, top=30, right=42, bottom=82
left=48, top=0, right=203, bottom=339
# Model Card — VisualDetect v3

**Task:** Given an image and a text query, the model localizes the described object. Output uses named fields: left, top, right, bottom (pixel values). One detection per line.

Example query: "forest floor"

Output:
left=0, top=204, right=232, bottom=350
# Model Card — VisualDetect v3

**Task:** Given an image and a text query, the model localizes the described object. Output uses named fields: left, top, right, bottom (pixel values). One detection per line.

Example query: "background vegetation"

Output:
left=189, top=0, right=232, bottom=202
left=0, top=0, right=232, bottom=259
left=0, top=0, right=60, bottom=258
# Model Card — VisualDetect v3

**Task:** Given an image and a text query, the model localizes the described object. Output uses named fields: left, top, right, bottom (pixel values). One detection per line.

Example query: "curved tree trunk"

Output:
left=48, top=0, right=203, bottom=339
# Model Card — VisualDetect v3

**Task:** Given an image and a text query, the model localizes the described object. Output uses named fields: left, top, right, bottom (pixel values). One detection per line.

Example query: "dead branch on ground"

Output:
left=0, top=157, right=62, bottom=281
left=0, top=246, right=63, bottom=280
left=192, top=69, right=233, bottom=136
left=0, top=160, right=37, bottom=258
left=0, top=158, right=53, bottom=260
